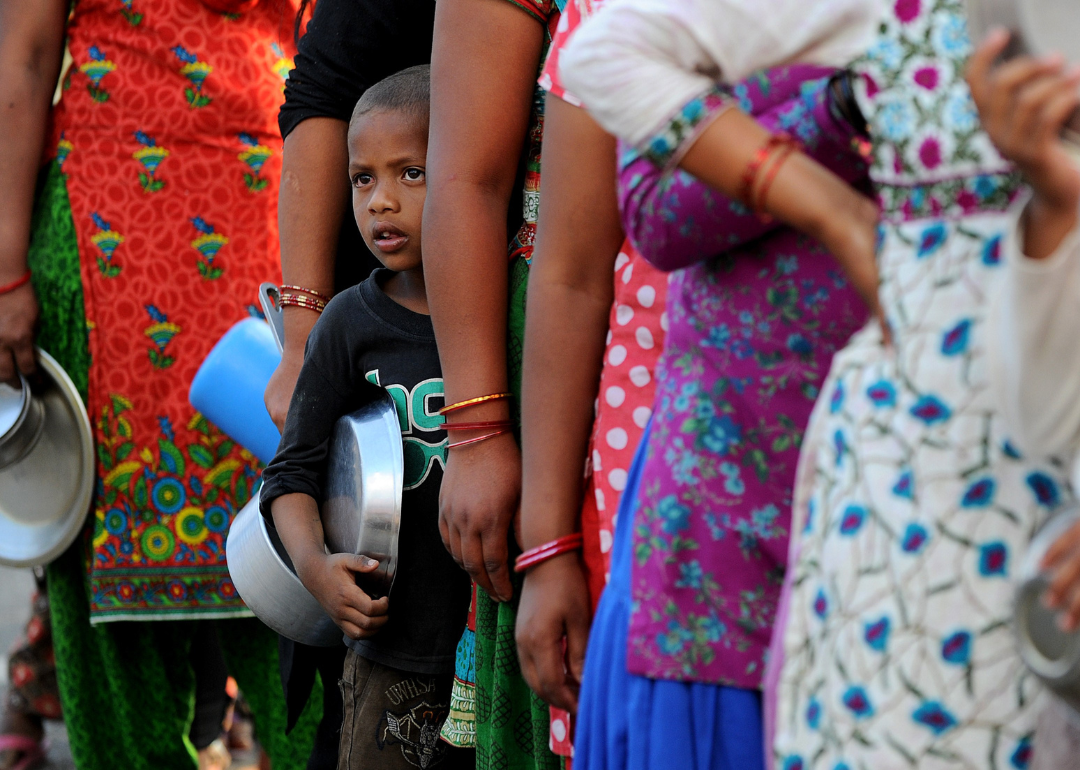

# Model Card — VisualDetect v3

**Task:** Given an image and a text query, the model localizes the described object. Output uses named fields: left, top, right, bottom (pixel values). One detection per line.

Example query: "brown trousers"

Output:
left=337, top=649, right=474, bottom=770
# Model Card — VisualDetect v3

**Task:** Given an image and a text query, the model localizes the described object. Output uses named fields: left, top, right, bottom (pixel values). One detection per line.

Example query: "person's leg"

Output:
left=305, top=645, right=345, bottom=770
left=337, top=650, right=467, bottom=770
left=219, top=618, right=318, bottom=770
left=49, top=544, right=200, bottom=770
left=188, top=622, right=229, bottom=752
left=0, top=571, right=52, bottom=770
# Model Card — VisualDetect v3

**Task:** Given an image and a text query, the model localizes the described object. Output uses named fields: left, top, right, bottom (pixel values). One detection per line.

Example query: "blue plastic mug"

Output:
left=189, top=318, right=281, bottom=465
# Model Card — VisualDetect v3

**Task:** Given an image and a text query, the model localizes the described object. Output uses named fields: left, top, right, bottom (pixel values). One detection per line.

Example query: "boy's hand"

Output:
left=1041, top=520, right=1080, bottom=631
left=438, top=432, right=521, bottom=603
left=299, top=552, right=390, bottom=640
left=968, top=29, right=1080, bottom=256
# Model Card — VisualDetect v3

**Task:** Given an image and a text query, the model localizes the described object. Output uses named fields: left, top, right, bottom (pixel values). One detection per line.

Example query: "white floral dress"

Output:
left=770, top=0, right=1072, bottom=768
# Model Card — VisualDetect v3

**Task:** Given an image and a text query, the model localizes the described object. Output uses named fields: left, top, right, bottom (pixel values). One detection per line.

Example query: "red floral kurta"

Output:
left=50, top=0, right=297, bottom=622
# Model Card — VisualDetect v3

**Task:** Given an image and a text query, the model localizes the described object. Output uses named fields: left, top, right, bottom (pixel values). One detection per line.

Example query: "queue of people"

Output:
left=1, top=0, right=1080, bottom=769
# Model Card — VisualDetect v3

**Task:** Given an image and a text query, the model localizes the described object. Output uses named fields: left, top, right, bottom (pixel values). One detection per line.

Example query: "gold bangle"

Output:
left=279, top=293, right=327, bottom=313
left=438, top=392, right=514, bottom=415
left=280, top=284, right=332, bottom=303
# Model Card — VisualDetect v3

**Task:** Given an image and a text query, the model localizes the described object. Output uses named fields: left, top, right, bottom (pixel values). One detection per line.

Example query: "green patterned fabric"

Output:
left=32, top=161, right=320, bottom=769
left=472, top=255, right=558, bottom=770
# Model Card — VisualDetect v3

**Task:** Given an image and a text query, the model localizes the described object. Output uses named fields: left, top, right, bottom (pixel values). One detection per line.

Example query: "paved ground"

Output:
left=1, top=566, right=263, bottom=770
left=0, top=565, right=74, bottom=770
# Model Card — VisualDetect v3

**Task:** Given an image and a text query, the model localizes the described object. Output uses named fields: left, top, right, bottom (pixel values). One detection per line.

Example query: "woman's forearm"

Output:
left=423, top=0, right=543, bottom=417
left=277, top=118, right=350, bottom=351
left=520, top=96, right=623, bottom=550
left=0, top=0, right=67, bottom=281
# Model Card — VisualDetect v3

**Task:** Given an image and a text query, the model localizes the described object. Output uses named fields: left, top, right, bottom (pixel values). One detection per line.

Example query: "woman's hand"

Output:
left=0, top=279, right=38, bottom=382
left=967, top=29, right=1080, bottom=261
left=516, top=554, right=592, bottom=713
left=1041, top=520, right=1080, bottom=631
left=438, top=432, right=521, bottom=603
left=297, top=551, right=391, bottom=640
left=264, top=347, right=304, bottom=432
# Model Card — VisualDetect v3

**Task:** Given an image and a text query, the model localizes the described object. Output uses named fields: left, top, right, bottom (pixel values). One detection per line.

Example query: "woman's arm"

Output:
left=423, top=0, right=545, bottom=603
left=516, top=95, right=623, bottom=713
left=264, top=117, right=349, bottom=429
left=0, top=0, right=67, bottom=381
left=622, top=74, right=869, bottom=271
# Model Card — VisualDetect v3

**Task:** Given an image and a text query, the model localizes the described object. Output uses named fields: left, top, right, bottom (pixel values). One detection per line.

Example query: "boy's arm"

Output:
left=271, top=492, right=389, bottom=640
left=260, top=299, right=389, bottom=638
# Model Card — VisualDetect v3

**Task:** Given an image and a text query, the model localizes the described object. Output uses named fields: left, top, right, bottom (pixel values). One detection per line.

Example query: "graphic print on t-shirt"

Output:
left=366, top=370, right=448, bottom=490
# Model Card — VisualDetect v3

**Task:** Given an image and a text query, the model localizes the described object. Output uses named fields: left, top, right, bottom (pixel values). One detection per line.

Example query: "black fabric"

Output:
left=262, top=270, right=469, bottom=676
left=188, top=622, right=230, bottom=751
left=278, top=639, right=346, bottom=769
left=278, top=0, right=437, bottom=140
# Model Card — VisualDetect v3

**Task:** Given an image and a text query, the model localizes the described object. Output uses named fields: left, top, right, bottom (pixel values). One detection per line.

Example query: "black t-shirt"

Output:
left=279, top=0, right=437, bottom=140
left=260, top=270, right=468, bottom=675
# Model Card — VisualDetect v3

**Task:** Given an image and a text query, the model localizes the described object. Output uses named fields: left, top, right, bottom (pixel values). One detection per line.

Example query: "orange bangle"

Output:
left=0, top=271, right=31, bottom=296
left=439, top=392, right=513, bottom=415
left=280, top=284, right=331, bottom=303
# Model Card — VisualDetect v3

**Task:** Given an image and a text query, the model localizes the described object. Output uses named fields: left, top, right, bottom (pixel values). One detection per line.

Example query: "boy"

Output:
left=259, top=65, right=472, bottom=770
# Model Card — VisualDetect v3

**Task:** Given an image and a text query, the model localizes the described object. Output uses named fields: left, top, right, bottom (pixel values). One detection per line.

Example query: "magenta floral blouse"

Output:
left=622, top=65, right=870, bottom=686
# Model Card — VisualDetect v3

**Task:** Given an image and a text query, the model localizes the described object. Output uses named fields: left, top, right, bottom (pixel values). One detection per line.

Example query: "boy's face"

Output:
left=348, top=109, right=428, bottom=273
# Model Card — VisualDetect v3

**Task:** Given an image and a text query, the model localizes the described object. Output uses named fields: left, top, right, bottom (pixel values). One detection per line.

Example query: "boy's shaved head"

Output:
left=351, top=65, right=430, bottom=129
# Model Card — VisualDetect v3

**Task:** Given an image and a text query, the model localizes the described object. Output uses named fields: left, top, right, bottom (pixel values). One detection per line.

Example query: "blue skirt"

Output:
left=574, top=426, right=765, bottom=770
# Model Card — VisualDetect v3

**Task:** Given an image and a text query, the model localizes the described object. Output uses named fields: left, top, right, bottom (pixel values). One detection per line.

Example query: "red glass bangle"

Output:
left=280, top=284, right=331, bottom=303
left=447, top=428, right=511, bottom=450
left=442, top=420, right=515, bottom=431
left=514, top=533, right=584, bottom=573
left=279, top=292, right=327, bottom=313
left=0, top=271, right=32, bottom=296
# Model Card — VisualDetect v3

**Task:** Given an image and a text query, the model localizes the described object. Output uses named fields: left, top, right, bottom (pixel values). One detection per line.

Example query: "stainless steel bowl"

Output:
left=1016, top=505, right=1080, bottom=711
left=0, top=349, right=94, bottom=567
left=322, top=390, right=404, bottom=600
left=226, top=490, right=342, bottom=647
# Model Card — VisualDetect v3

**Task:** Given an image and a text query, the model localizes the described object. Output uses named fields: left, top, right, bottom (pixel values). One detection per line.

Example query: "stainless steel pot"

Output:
left=1015, top=505, right=1080, bottom=711
left=226, top=489, right=342, bottom=647
left=0, top=349, right=94, bottom=567
left=322, top=390, right=404, bottom=600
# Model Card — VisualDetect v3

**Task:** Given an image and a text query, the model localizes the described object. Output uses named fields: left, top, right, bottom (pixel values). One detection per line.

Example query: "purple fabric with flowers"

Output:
left=620, top=65, right=870, bottom=687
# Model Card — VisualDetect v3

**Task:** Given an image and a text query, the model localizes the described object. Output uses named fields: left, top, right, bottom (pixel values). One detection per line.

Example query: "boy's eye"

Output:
left=352, top=173, right=372, bottom=187
left=403, top=168, right=425, bottom=182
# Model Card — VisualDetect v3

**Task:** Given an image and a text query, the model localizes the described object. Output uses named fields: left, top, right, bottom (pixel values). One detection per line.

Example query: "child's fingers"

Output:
left=1041, top=521, right=1080, bottom=569
left=1063, top=584, right=1080, bottom=632
left=1038, top=76, right=1080, bottom=145
left=1045, top=550, right=1080, bottom=608
left=344, top=554, right=381, bottom=573
left=987, top=57, right=1066, bottom=132
left=1014, top=73, right=1079, bottom=146
left=966, top=27, right=1013, bottom=105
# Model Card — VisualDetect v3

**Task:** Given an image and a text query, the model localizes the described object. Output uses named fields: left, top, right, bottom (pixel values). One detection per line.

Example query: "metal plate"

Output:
left=322, top=391, right=404, bottom=600
left=0, top=349, right=95, bottom=567
left=226, top=490, right=342, bottom=647
left=1016, top=505, right=1080, bottom=712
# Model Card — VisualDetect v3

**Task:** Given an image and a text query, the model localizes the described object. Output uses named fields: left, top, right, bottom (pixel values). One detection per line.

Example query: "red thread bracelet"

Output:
left=447, top=428, right=511, bottom=450
left=752, top=143, right=799, bottom=223
left=738, top=133, right=797, bottom=209
left=0, top=271, right=32, bottom=296
left=442, top=420, right=515, bottom=432
left=514, top=533, right=584, bottom=573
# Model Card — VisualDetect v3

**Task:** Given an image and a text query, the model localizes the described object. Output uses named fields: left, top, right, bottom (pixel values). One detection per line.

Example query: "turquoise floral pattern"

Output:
left=624, top=67, right=868, bottom=686
left=772, top=1, right=1070, bottom=767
